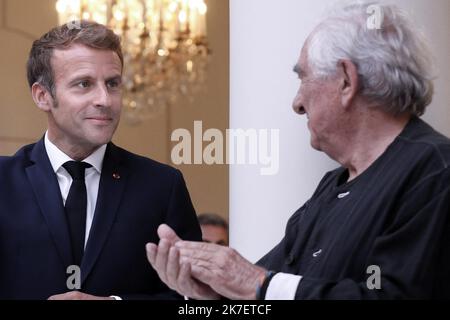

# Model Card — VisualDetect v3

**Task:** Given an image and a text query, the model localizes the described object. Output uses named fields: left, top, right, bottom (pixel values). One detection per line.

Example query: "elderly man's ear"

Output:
left=337, top=59, right=359, bottom=108
left=31, top=83, right=53, bottom=112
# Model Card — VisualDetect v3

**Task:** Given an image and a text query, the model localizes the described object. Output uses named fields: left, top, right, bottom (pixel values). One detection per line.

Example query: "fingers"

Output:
left=175, top=240, right=220, bottom=252
left=177, top=245, right=229, bottom=268
left=147, top=238, right=171, bottom=284
left=158, top=224, right=181, bottom=245
left=146, top=238, right=220, bottom=299
left=179, top=254, right=216, bottom=272
left=166, top=246, right=181, bottom=290
left=48, top=292, right=73, bottom=300
left=177, top=263, right=205, bottom=299
left=177, top=262, right=192, bottom=290
left=176, top=262, right=197, bottom=296
left=178, top=263, right=221, bottom=300
left=157, top=239, right=172, bottom=283
left=147, top=233, right=259, bottom=301
left=147, top=223, right=183, bottom=285
left=146, top=243, right=157, bottom=265
left=167, top=249, right=202, bottom=298
left=48, top=291, right=82, bottom=300
left=147, top=239, right=189, bottom=295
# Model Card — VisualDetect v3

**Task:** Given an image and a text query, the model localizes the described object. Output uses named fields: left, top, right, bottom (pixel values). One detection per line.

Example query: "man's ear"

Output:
left=31, top=83, right=53, bottom=112
left=337, top=59, right=359, bottom=109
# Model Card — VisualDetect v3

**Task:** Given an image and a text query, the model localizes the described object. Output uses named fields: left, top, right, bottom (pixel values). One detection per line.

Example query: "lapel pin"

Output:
left=112, top=173, right=121, bottom=180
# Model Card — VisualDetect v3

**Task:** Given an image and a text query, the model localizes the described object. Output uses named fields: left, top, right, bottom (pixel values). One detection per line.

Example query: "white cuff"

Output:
left=264, top=273, right=302, bottom=300
left=110, top=295, right=122, bottom=300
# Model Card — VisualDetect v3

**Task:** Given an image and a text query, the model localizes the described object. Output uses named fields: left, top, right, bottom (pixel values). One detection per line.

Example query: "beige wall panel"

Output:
left=170, top=0, right=229, bottom=220
left=5, top=0, right=58, bottom=38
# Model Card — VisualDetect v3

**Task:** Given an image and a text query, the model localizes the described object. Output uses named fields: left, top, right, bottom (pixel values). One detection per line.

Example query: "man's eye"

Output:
left=77, top=81, right=90, bottom=88
left=107, top=80, right=121, bottom=88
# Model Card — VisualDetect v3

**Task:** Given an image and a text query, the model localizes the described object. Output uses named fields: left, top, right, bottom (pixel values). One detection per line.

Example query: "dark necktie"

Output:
left=63, top=161, right=92, bottom=266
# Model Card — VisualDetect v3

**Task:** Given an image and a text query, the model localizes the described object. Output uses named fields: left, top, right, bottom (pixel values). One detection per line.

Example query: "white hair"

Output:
left=307, top=0, right=435, bottom=116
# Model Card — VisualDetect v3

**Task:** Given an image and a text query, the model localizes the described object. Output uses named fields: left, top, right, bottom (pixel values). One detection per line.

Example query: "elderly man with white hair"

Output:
left=147, top=1, right=450, bottom=299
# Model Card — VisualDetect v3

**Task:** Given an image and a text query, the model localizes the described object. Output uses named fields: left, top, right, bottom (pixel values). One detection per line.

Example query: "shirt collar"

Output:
left=44, top=131, right=107, bottom=174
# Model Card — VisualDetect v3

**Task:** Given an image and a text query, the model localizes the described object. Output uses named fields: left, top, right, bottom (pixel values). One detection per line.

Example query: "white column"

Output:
left=229, top=0, right=450, bottom=263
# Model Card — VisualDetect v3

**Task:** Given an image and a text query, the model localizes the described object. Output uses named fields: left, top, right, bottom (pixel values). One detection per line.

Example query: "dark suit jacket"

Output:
left=0, top=138, right=201, bottom=299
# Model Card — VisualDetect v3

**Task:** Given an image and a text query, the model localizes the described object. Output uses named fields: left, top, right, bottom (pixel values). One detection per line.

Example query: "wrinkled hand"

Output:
left=48, top=291, right=113, bottom=300
left=175, top=240, right=267, bottom=300
left=146, top=224, right=220, bottom=300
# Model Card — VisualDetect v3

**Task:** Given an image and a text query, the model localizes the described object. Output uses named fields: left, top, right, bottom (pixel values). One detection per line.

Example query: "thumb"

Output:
left=158, top=224, right=181, bottom=244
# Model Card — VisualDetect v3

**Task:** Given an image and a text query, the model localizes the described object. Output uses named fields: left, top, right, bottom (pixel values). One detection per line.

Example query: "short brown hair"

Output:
left=198, top=213, right=228, bottom=230
left=27, top=20, right=123, bottom=96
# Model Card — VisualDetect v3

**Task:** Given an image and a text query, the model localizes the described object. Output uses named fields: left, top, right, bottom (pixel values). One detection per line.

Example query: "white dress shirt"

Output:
left=44, top=132, right=106, bottom=247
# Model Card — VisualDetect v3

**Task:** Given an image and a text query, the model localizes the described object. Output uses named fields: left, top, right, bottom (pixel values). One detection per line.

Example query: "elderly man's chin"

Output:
left=310, top=141, right=322, bottom=151
left=309, top=135, right=323, bottom=152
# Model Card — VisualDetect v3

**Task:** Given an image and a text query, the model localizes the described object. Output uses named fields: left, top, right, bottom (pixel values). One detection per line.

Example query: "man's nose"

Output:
left=292, top=92, right=305, bottom=115
left=93, top=84, right=112, bottom=107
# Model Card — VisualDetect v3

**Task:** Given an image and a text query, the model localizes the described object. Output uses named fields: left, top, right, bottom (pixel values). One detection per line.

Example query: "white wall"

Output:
left=229, top=0, right=450, bottom=262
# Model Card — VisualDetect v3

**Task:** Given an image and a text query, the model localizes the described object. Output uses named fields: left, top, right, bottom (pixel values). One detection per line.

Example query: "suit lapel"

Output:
left=25, top=139, right=73, bottom=268
left=81, top=143, right=128, bottom=283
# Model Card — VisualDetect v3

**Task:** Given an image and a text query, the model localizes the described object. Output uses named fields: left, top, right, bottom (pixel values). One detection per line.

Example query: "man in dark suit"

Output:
left=0, top=20, right=201, bottom=300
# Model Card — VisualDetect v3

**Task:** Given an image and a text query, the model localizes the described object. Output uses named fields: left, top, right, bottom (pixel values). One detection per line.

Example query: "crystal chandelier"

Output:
left=56, top=0, right=210, bottom=124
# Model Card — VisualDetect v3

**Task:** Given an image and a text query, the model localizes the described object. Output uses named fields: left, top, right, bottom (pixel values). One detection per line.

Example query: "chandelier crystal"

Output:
left=56, top=0, right=210, bottom=124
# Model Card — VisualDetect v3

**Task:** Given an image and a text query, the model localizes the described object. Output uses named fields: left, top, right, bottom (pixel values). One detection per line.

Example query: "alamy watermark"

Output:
left=171, top=121, right=280, bottom=176
left=366, top=4, right=384, bottom=30
left=366, top=265, right=382, bottom=290
left=66, top=265, right=81, bottom=290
